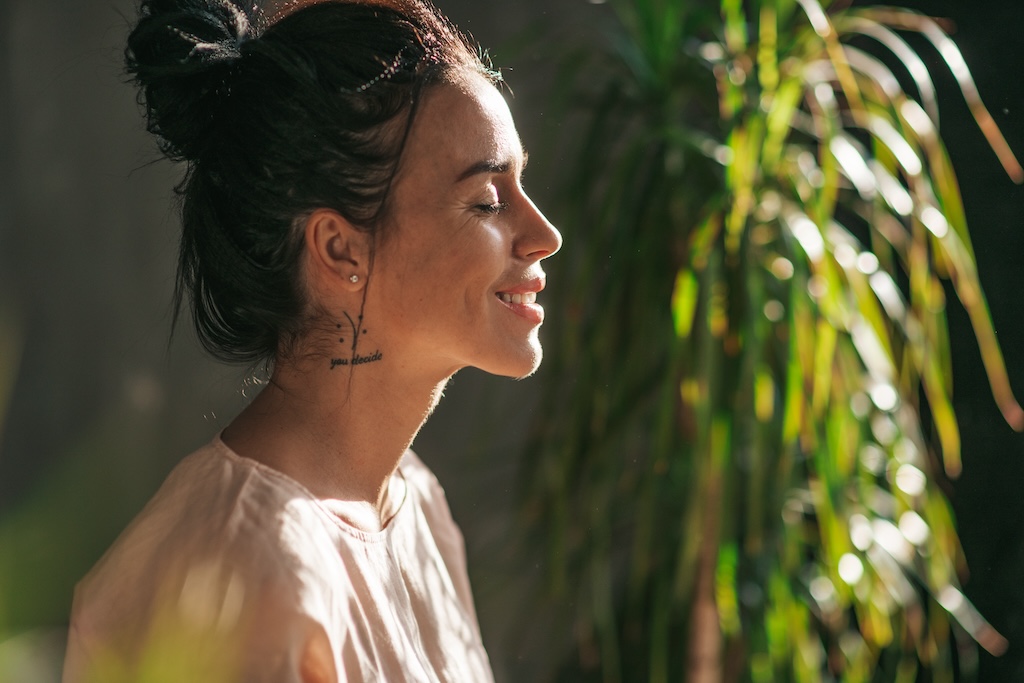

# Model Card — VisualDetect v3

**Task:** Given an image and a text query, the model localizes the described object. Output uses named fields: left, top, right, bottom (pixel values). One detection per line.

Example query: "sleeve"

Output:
left=63, top=550, right=341, bottom=683
left=62, top=447, right=349, bottom=683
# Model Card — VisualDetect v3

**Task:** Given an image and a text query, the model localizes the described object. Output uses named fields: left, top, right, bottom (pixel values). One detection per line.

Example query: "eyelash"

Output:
left=477, top=201, right=509, bottom=215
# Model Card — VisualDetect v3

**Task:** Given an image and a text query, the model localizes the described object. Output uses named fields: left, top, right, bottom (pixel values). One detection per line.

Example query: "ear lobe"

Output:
left=304, top=209, right=369, bottom=289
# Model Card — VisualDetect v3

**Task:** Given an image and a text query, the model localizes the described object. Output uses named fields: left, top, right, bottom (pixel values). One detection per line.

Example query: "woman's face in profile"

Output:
left=365, top=73, right=562, bottom=380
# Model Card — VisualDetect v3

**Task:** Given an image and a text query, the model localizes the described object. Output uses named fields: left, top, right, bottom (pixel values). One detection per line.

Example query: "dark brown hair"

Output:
left=126, top=0, right=495, bottom=364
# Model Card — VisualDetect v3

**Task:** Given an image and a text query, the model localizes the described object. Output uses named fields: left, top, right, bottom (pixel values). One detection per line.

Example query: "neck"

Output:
left=221, top=348, right=451, bottom=531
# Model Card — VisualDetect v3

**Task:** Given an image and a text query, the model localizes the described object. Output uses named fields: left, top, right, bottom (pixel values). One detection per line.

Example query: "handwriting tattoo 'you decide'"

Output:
left=330, top=311, right=383, bottom=369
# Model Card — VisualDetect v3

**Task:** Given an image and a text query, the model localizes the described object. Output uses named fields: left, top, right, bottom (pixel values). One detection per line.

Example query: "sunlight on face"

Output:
left=365, top=73, right=562, bottom=381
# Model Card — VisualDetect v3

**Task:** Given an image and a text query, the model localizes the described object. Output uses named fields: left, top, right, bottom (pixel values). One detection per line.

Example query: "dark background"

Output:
left=1, top=0, right=1022, bottom=681
left=882, top=1, right=1024, bottom=681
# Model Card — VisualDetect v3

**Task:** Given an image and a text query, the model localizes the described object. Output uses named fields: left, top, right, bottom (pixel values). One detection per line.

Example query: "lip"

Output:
left=497, top=276, right=546, bottom=295
left=496, top=276, right=546, bottom=324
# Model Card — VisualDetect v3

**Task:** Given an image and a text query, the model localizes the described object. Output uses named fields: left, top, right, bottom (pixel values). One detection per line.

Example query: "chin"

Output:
left=478, top=341, right=543, bottom=380
left=505, top=345, right=544, bottom=380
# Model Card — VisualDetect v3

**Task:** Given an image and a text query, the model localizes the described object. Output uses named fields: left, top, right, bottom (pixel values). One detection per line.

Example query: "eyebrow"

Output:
left=455, top=148, right=530, bottom=183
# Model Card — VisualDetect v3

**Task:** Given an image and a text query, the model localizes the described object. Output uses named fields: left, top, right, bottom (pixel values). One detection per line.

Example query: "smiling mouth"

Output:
left=497, top=292, right=537, bottom=305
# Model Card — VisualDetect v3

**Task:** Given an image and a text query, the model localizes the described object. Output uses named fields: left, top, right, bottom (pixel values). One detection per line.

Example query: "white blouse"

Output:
left=63, top=436, right=494, bottom=682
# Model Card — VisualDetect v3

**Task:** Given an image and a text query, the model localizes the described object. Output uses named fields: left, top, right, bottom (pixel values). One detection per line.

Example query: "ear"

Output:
left=303, top=209, right=370, bottom=291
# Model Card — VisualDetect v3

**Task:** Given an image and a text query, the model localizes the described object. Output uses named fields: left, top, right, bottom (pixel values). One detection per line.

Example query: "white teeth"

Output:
left=499, top=292, right=537, bottom=304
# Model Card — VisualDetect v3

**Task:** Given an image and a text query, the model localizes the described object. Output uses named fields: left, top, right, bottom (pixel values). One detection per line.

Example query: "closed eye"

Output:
left=477, top=201, right=509, bottom=215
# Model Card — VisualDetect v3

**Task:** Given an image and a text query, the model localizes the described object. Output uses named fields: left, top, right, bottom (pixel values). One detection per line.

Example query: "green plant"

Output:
left=525, top=0, right=1022, bottom=680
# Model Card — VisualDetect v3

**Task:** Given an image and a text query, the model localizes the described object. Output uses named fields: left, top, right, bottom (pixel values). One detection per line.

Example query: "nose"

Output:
left=515, top=192, right=562, bottom=261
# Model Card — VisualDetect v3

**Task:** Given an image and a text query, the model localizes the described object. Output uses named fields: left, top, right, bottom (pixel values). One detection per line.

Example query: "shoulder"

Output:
left=66, top=437, right=347, bottom=681
left=398, top=448, right=441, bottom=495
left=72, top=437, right=344, bottom=635
left=392, top=449, right=487, bottom=638
left=397, top=449, right=473, bottom=577
left=88, top=437, right=331, bottom=576
left=398, top=448, right=458, bottom=532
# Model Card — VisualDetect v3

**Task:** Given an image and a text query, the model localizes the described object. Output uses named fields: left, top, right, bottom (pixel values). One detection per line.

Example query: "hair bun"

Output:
left=126, top=0, right=260, bottom=161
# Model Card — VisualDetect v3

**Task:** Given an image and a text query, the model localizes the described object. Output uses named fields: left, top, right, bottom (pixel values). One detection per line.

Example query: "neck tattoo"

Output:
left=329, top=310, right=383, bottom=370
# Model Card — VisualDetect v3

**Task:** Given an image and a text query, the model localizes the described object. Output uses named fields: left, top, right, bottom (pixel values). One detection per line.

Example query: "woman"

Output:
left=63, top=0, right=561, bottom=680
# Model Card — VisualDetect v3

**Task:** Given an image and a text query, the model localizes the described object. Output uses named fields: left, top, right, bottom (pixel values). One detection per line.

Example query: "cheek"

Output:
left=432, top=227, right=506, bottom=283
left=376, top=218, right=508, bottom=312
left=457, top=224, right=507, bottom=266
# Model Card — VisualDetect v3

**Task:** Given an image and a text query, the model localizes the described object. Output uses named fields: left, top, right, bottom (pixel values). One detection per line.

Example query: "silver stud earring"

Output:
left=350, top=275, right=359, bottom=283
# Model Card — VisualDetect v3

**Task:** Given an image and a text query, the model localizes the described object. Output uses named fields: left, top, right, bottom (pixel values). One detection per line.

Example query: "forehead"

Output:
left=397, top=75, right=522, bottom=184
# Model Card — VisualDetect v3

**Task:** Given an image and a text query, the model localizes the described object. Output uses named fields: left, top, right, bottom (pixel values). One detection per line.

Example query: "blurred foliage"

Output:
left=79, top=559, right=245, bottom=683
left=0, top=301, right=21, bottom=454
left=0, top=300, right=181, bottom=680
left=525, top=0, right=1022, bottom=680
